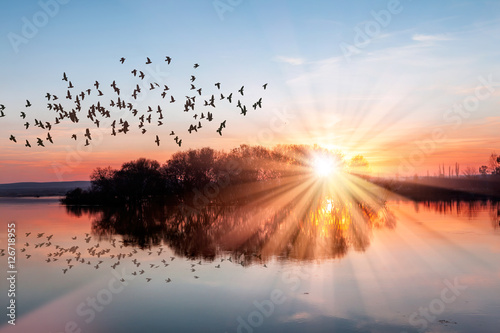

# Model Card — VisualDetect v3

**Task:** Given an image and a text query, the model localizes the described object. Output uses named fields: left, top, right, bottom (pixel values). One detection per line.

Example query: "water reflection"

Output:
left=65, top=192, right=396, bottom=262
left=411, top=200, right=500, bottom=229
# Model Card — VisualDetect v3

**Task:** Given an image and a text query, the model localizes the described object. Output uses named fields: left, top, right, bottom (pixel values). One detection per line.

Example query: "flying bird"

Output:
left=120, top=57, right=125, bottom=64
left=155, top=135, right=160, bottom=146
left=26, top=100, right=31, bottom=107
left=146, top=57, right=152, bottom=64
left=165, top=56, right=172, bottom=64
left=9, top=135, right=16, bottom=143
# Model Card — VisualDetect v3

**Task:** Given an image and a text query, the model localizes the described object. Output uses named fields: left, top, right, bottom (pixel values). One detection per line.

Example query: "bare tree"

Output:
left=462, top=166, right=477, bottom=178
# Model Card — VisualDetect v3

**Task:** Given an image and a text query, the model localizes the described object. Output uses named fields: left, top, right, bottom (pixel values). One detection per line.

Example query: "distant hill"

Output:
left=0, top=181, right=90, bottom=197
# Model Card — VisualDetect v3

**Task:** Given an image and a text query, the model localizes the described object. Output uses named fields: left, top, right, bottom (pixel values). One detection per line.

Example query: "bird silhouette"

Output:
left=37, top=138, right=45, bottom=147
left=46, top=132, right=53, bottom=143
left=20, top=112, right=26, bottom=119
left=25, top=140, right=31, bottom=148
left=263, top=83, right=268, bottom=89
left=62, top=72, right=68, bottom=81
left=146, top=57, right=152, bottom=64
left=9, top=135, right=16, bottom=143
left=120, top=57, right=125, bottom=64
left=193, top=63, right=199, bottom=68
left=155, top=135, right=160, bottom=146
left=26, top=100, right=31, bottom=107
left=238, top=86, right=244, bottom=95
left=165, top=56, right=172, bottom=64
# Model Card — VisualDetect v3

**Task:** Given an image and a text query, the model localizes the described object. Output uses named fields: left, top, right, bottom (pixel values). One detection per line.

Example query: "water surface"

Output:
left=0, top=197, right=499, bottom=333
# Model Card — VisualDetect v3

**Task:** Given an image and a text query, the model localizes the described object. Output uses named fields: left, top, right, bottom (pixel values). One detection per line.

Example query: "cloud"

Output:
left=412, top=33, right=453, bottom=42
left=275, top=56, right=304, bottom=65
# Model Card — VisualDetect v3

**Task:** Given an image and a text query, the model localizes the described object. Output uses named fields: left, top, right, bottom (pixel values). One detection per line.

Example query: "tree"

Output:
left=462, top=166, right=477, bottom=178
left=479, top=165, right=489, bottom=175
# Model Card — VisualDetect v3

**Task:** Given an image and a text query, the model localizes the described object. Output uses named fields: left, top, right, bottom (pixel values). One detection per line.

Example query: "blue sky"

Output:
left=1, top=0, right=500, bottom=181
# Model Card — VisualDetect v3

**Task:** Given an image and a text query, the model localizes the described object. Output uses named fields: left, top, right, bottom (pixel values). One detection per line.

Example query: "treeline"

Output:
left=62, top=144, right=341, bottom=205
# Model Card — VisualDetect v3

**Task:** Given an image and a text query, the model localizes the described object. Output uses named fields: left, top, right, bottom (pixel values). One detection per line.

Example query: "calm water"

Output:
left=0, top=196, right=499, bottom=333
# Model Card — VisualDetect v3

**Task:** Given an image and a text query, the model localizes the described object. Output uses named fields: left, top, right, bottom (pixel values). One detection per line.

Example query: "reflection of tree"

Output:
left=65, top=186, right=396, bottom=262
left=418, top=200, right=500, bottom=229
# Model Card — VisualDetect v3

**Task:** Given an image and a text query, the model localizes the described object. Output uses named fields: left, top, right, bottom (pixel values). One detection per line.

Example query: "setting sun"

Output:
left=313, top=155, right=337, bottom=177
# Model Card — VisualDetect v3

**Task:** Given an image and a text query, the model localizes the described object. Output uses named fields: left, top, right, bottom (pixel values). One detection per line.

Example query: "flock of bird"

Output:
left=3, top=56, right=268, bottom=149
left=0, top=231, right=267, bottom=283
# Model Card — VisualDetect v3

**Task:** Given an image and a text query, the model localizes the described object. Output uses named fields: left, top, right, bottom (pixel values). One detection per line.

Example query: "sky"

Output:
left=1, top=0, right=499, bottom=182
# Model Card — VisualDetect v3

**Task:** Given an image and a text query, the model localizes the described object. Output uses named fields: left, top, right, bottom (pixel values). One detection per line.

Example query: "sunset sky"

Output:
left=1, top=0, right=499, bottom=182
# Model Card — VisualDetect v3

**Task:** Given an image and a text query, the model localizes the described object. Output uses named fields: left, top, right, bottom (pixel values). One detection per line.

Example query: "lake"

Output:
left=0, top=195, right=499, bottom=333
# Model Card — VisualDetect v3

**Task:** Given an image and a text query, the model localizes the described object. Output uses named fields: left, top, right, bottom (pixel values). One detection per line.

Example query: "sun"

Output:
left=313, top=155, right=336, bottom=177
